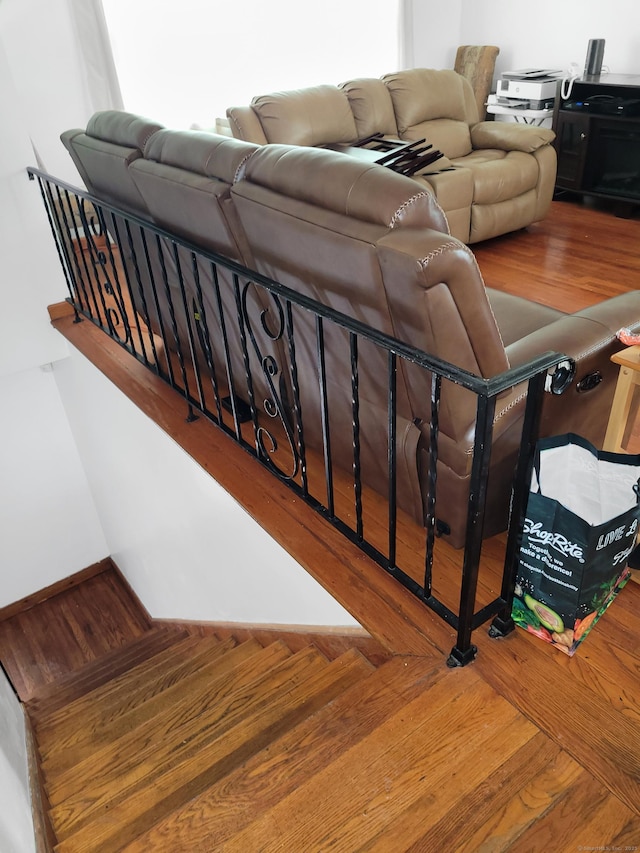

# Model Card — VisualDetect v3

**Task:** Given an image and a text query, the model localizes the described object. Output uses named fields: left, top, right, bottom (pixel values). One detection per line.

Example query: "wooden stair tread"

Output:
left=120, top=654, right=446, bottom=852
left=37, top=635, right=245, bottom=763
left=211, top=624, right=391, bottom=666
left=202, top=671, right=537, bottom=852
left=33, top=632, right=222, bottom=735
left=48, top=643, right=324, bottom=823
left=26, top=626, right=189, bottom=718
left=44, top=638, right=290, bottom=785
left=52, top=647, right=374, bottom=852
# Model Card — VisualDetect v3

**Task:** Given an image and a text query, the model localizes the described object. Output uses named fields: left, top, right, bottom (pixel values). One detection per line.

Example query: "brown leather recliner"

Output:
left=60, top=113, right=640, bottom=548
left=228, top=144, right=640, bottom=546
left=226, top=68, right=557, bottom=245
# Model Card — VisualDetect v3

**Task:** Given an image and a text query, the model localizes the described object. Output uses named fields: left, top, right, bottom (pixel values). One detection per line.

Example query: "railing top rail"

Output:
left=28, top=165, right=565, bottom=396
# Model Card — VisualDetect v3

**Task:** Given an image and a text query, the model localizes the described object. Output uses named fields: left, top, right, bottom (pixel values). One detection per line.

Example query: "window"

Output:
left=101, top=0, right=402, bottom=129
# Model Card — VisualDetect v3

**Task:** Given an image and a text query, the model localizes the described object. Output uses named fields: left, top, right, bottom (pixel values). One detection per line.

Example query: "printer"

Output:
left=496, top=69, right=561, bottom=110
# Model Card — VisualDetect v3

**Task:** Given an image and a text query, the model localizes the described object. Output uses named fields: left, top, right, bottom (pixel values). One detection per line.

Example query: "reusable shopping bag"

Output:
left=512, top=433, right=640, bottom=655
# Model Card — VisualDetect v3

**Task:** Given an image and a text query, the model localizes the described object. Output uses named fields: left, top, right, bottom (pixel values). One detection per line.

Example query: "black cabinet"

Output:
left=553, top=74, right=640, bottom=204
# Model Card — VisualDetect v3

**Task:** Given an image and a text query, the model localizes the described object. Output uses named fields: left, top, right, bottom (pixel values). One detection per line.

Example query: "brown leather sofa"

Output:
left=61, top=112, right=282, bottom=414
left=60, top=111, right=640, bottom=548
left=226, top=68, right=557, bottom=245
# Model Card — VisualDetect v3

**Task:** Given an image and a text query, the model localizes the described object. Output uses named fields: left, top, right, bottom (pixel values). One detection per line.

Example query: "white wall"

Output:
left=0, top=367, right=109, bottom=608
left=0, top=0, right=98, bottom=183
left=459, top=0, right=640, bottom=80
left=0, top=40, right=70, bottom=377
left=54, top=345, right=359, bottom=627
left=408, top=0, right=464, bottom=69
left=0, top=670, right=36, bottom=853
left=0, top=2, right=112, bottom=606
left=101, top=0, right=402, bottom=129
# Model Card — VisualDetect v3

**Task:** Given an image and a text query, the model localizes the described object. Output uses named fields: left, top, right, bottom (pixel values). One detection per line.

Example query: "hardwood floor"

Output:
left=1, top=560, right=638, bottom=851
left=473, top=193, right=640, bottom=312
left=2, top=194, right=640, bottom=850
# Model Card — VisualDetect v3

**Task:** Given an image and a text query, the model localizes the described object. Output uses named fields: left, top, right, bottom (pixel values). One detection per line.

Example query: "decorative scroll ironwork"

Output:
left=76, top=199, right=135, bottom=347
left=239, top=279, right=300, bottom=481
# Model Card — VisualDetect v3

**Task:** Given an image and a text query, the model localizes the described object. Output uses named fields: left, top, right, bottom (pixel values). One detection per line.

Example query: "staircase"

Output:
left=26, top=626, right=389, bottom=851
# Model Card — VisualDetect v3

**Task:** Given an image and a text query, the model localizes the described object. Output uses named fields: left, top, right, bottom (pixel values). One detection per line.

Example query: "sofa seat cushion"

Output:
left=451, top=150, right=540, bottom=205
left=486, top=289, right=566, bottom=347
left=251, top=85, right=358, bottom=146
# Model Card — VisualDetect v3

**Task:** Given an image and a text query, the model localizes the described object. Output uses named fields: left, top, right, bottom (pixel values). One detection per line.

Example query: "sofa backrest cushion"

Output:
left=60, top=110, right=164, bottom=216
left=250, top=85, right=359, bottom=146
left=130, top=130, right=258, bottom=260
left=234, top=144, right=449, bottom=233
left=378, top=233, right=508, bottom=377
left=340, top=78, right=398, bottom=141
left=383, top=69, right=476, bottom=159
left=376, top=231, right=510, bottom=438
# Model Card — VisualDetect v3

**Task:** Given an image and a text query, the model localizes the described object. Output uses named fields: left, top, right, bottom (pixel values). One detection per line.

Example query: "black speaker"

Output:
left=584, top=39, right=605, bottom=77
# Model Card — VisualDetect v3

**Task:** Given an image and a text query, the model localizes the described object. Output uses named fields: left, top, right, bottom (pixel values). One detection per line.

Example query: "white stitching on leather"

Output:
left=139, top=123, right=162, bottom=151
left=234, top=151, right=256, bottom=183
left=388, top=192, right=434, bottom=228
left=415, top=236, right=511, bottom=372
left=493, top=390, right=528, bottom=425
left=417, top=241, right=462, bottom=267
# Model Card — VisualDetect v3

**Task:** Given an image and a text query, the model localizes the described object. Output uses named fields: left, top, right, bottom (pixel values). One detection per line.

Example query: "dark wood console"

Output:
left=552, top=73, right=640, bottom=204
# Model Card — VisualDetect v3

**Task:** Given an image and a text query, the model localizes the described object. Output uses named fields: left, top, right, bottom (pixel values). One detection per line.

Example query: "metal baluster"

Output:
left=448, top=391, right=496, bottom=667
left=75, top=198, right=116, bottom=335
left=172, top=244, right=205, bottom=413
left=211, top=263, right=242, bottom=439
left=387, top=351, right=397, bottom=570
left=350, top=333, right=363, bottom=540
left=424, top=372, right=442, bottom=596
left=59, top=188, right=102, bottom=321
left=51, top=185, right=95, bottom=319
left=94, top=206, right=135, bottom=348
left=118, top=221, right=151, bottom=361
left=286, top=301, right=308, bottom=497
left=490, top=369, right=547, bottom=638
left=155, top=235, right=195, bottom=419
left=47, top=184, right=87, bottom=315
left=316, top=316, right=334, bottom=517
left=233, top=274, right=260, bottom=446
left=191, top=255, right=223, bottom=425
left=136, top=225, right=167, bottom=373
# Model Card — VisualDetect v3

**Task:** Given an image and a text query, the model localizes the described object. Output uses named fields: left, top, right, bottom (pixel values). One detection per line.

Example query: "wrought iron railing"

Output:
left=29, top=167, right=566, bottom=666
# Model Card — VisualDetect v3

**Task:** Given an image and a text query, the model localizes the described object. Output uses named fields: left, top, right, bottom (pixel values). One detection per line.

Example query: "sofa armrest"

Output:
left=470, top=121, right=555, bottom=153
left=226, top=106, right=268, bottom=144
left=504, top=294, right=640, bottom=446
left=506, top=293, right=640, bottom=369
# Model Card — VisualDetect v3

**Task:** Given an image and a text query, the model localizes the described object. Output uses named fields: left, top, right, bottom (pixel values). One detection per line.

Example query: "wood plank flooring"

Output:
left=1, top=559, right=638, bottom=851
left=1, top=195, right=640, bottom=849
